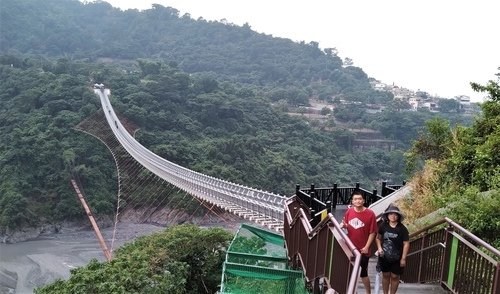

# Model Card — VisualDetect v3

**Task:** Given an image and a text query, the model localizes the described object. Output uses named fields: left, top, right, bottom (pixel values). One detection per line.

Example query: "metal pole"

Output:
left=71, top=180, right=112, bottom=261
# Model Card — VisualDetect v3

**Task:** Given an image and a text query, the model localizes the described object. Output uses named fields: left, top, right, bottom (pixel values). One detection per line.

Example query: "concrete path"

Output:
left=356, top=258, right=449, bottom=293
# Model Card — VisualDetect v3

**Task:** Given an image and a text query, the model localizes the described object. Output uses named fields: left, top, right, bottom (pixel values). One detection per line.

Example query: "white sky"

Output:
left=103, top=0, right=499, bottom=102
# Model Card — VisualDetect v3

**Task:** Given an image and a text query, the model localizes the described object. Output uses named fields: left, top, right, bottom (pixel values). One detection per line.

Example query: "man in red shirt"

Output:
left=340, top=190, right=377, bottom=294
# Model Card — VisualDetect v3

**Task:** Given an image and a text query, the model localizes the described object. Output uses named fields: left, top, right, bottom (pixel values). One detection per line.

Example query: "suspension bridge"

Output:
left=71, top=87, right=499, bottom=294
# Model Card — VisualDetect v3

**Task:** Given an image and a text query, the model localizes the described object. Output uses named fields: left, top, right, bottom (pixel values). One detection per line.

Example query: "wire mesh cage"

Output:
left=219, top=224, right=309, bottom=294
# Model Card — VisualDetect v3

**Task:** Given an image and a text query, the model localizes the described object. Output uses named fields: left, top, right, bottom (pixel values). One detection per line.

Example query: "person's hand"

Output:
left=400, top=258, right=406, bottom=267
left=360, top=246, right=369, bottom=255
left=377, top=249, right=384, bottom=257
left=340, top=220, right=347, bottom=229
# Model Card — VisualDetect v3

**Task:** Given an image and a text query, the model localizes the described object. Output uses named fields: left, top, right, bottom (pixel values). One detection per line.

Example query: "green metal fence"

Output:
left=220, top=224, right=309, bottom=294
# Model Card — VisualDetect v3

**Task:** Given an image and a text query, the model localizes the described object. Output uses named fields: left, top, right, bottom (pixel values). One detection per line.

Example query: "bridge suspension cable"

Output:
left=94, top=89, right=286, bottom=231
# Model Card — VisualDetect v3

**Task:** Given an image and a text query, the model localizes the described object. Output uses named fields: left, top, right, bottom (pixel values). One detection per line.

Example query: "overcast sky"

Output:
left=102, top=0, right=499, bottom=102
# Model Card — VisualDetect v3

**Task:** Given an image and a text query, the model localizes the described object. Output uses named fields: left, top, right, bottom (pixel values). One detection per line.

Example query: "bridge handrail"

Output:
left=410, top=218, right=500, bottom=257
left=101, top=91, right=284, bottom=199
left=95, top=90, right=286, bottom=229
left=299, top=183, right=377, bottom=209
left=284, top=196, right=361, bottom=294
left=298, top=182, right=407, bottom=221
left=402, top=217, right=499, bottom=293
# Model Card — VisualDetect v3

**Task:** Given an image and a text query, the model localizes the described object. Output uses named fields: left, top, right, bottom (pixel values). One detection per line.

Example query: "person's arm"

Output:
left=375, top=233, right=383, bottom=254
left=400, top=240, right=410, bottom=267
left=376, top=223, right=384, bottom=254
left=361, top=210, right=378, bottom=254
left=400, top=226, right=410, bottom=266
left=361, top=232, right=376, bottom=254
left=340, top=209, right=349, bottom=228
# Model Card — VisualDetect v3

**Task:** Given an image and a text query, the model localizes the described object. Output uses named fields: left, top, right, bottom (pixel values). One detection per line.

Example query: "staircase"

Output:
left=356, top=258, right=449, bottom=293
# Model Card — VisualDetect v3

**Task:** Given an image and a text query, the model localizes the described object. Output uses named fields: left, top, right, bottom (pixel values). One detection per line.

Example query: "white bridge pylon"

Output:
left=94, top=89, right=286, bottom=232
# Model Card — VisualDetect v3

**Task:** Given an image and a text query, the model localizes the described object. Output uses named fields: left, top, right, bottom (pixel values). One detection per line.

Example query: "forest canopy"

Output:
left=0, top=0, right=478, bottom=235
left=0, top=1, right=497, bottom=293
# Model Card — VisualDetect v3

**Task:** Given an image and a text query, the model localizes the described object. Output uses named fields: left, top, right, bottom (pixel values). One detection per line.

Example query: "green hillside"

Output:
left=0, top=0, right=477, bottom=235
left=0, top=0, right=496, bottom=292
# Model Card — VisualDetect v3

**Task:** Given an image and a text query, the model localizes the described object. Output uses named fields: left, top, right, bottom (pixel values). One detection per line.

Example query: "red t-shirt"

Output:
left=343, top=207, right=377, bottom=255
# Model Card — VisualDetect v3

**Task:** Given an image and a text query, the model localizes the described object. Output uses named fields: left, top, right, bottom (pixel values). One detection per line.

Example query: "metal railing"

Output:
left=296, top=181, right=405, bottom=226
left=283, top=195, right=361, bottom=294
left=298, top=182, right=380, bottom=209
left=402, top=218, right=500, bottom=294
left=95, top=89, right=286, bottom=231
left=381, top=181, right=406, bottom=197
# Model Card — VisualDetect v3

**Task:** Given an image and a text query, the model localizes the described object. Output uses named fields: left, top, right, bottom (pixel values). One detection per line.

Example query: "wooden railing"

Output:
left=402, top=218, right=500, bottom=294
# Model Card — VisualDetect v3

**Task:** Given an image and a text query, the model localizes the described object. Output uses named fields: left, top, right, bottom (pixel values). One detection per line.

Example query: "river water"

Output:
left=0, top=222, right=165, bottom=294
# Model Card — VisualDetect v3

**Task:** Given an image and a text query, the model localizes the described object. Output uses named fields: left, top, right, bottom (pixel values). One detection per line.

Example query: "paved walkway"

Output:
left=356, top=258, right=449, bottom=293
left=334, top=205, right=449, bottom=293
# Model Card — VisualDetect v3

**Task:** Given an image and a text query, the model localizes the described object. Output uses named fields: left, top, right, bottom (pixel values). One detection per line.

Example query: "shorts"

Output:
left=378, top=257, right=404, bottom=275
left=359, top=255, right=370, bottom=277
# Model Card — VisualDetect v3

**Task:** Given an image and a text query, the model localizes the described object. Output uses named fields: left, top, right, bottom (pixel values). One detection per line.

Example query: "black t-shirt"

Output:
left=378, top=222, right=409, bottom=261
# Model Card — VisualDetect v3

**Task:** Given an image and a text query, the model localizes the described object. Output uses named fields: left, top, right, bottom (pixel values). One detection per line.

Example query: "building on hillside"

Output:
left=351, top=129, right=397, bottom=152
left=408, top=97, right=420, bottom=111
left=455, top=95, right=471, bottom=107
left=393, top=93, right=406, bottom=100
left=365, top=104, right=384, bottom=113
left=421, top=101, right=439, bottom=112
left=390, top=86, right=414, bottom=100
left=455, top=95, right=476, bottom=114
left=373, top=82, right=387, bottom=91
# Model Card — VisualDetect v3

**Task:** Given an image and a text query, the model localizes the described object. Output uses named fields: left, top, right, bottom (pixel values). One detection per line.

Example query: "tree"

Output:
left=405, top=117, right=452, bottom=165
left=35, top=225, right=233, bottom=294
left=403, top=70, right=500, bottom=247
left=324, top=47, right=338, bottom=56
left=320, top=107, right=331, bottom=116
left=470, top=68, right=500, bottom=103
left=0, top=190, right=30, bottom=231
left=449, top=69, right=500, bottom=190
left=437, top=98, right=460, bottom=113
left=137, top=59, right=162, bottom=76
left=343, top=57, right=354, bottom=66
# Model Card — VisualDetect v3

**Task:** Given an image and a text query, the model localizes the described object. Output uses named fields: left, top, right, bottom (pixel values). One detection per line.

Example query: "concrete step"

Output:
left=356, top=279, right=449, bottom=294
left=356, top=258, right=450, bottom=293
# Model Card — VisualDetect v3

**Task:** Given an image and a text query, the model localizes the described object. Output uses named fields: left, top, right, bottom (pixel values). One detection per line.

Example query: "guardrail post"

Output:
left=382, top=181, right=387, bottom=196
left=310, top=191, right=316, bottom=218
left=332, top=184, right=338, bottom=210
left=372, top=189, right=377, bottom=205
left=493, top=263, right=499, bottom=294
left=296, top=184, right=300, bottom=196
left=440, top=224, right=454, bottom=290
left=326, top=201, right=332, bottom=214
left=355, top=182, right=360, bottom=189
left=417, top=232, right=426, bottom=282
